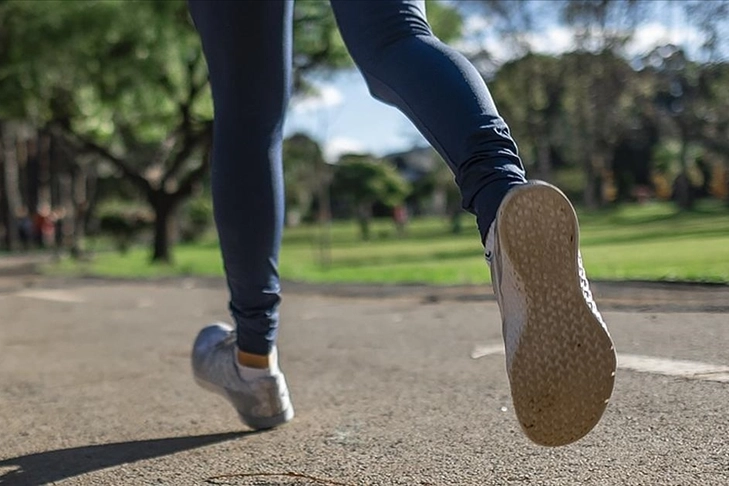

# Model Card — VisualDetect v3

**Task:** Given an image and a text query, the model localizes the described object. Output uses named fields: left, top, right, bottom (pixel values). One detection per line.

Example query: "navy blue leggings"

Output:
left=188, top=0, right=527, bottom=355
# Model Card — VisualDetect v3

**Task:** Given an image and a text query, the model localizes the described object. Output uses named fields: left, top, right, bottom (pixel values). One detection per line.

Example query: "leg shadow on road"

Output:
left=0, top=431, right=250, bottom=486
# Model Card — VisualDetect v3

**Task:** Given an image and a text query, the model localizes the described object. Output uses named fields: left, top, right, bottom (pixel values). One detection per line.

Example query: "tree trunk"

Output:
left=82, top=164, right=99, bottom=237
left=315, top=161, right=332, bottom=268
left=69, top=166, right=87, bottom=258
left=450, top=210, right=462, bottom=234
left=56, top=172, right=74, bottom=257
left=536, top=138, right=552, bottom=182
left=1, top=124, right=23, bottom=251
left=37, top=132, right=52, bottom=211
left=357, top=202, right=371, bottom=241
left=357, top=216, right=370, bottom=241
left=583, top=154, right=599, bottom=210
left=150, top=191, right=177, bottom=263
left=674, top=172, right=693, bottom=210
left=675, top=137, right=693, bottom=210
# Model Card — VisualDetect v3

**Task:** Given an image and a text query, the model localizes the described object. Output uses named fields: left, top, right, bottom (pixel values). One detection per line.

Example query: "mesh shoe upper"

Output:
left=192, top=323, right=294, bottom=430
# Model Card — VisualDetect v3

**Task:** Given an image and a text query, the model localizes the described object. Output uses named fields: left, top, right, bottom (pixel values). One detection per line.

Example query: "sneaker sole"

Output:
left=497, top=182, right=617, bottom=447
left=194, top=376, right=294, bottom=431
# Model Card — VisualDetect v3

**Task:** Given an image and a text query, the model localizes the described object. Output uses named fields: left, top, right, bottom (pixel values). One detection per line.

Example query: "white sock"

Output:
left=234, top=346, right=278, bottom=380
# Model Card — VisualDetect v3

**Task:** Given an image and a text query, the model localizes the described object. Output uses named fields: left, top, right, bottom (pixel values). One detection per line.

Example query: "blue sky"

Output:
left=284, top=70, right=425, bottom=162
left=283, top=0, right=710, bottom=162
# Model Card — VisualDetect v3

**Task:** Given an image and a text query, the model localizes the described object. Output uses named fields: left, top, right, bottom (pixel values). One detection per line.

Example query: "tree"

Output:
left=1, top=0, right=467, bottom=258
left=57, top=1, right=211, bottom=262
left=694, top=61, right=729, bottom=204
left=466, top=1, right=646, bottom=206
left=641, top=44, right=729, bottom=209
left=282, top=133, right=329, bottom=225
left=560, top=1, right=649, bottom=208
left=0, top=123, right=23, bottom=250
left=292, top=0, right=462, bottom=92
left=0, top=1, right=213, bottom=261
left=491, top=53, right=565, bottom=181
left=0, top=0, right=373, bottom=261
left=331, top=155, right=411, bottom=240
left=644, top=46, right=705, bottom=209
left=0, top=2, right=33, bottom=251
left=560, top=50, right=639, bottom=207
left=292, top=0, right=352, bottom=94
left=408, top=149, right=463, bottom=232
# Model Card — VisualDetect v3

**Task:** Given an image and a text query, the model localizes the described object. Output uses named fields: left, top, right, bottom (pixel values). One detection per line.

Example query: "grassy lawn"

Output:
left=48, top=200, right=729, bottom=284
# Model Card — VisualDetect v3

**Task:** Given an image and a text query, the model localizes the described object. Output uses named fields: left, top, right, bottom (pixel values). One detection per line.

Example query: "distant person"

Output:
left=188, top=0, right=616, bottom=447
left=393, top=204, right=408, bottom=237
left=32, top=203, right=55, bottom=249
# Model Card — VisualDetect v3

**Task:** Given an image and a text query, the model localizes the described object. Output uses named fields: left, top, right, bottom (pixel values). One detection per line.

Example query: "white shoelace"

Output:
left=577, top=252, right=605, bottom=326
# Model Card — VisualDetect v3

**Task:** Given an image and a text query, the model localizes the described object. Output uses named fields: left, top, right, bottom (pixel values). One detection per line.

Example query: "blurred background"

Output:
left=0, top=0, right=728, bottom=285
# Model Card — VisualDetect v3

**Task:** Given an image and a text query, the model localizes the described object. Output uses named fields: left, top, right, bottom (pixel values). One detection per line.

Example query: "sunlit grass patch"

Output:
left=47, top=200, right=729, bottom=285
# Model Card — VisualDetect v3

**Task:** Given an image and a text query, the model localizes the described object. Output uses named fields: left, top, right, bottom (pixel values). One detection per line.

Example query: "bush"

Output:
left=98, top=205, right=153, bottom=253
left=180, top=196, right=214, bottom=243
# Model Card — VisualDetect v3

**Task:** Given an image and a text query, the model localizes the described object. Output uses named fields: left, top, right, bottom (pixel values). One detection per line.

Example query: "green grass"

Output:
left=47, top=200, right=729, bottom=284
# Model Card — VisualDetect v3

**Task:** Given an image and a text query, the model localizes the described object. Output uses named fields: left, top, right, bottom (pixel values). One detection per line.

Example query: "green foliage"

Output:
left=283, top=133, right=328, bottom=220
left=293, top=0, right=351, bottom=89
left=0, top=0, right=205, bottom=133
left=7, top=0, right=729, bottom=261
left=475, top=0, right=729, bottom=208
left=180, top=195, right=213, bottom=243
left=425, top=0, right=463, bottom=42
left=331, top=155, right=411, bottom=240
left=491, top=53, right=564, bottom=174
left=332, top=155, right=411, bottom=209
left=4, top=0, right=453, bottom=259
left=97, top=203, right=153, bottom=254
left=291, top=0, right=462, bottom=93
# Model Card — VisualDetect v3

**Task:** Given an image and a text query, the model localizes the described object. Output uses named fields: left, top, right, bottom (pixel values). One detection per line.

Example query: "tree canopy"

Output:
left=2, top=0, right=729, bottom=256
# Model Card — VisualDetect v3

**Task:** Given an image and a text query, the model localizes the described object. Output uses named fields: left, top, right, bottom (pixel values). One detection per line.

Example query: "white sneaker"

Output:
left=486, top=181, right=616, bottom=447
left=191, top=323, right=294, bottom=430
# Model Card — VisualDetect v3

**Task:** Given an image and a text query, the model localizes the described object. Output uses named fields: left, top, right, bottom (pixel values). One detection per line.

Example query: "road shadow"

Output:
left=0, top=431, right=248, bottom=485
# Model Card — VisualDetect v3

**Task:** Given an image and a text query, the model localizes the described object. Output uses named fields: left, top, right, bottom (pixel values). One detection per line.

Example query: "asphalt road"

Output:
left=1, top=277, right=728, bottom=485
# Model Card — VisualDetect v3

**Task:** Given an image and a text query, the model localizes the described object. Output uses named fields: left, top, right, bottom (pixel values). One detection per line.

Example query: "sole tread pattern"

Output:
left=497, top=183, right=616, bottom=447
